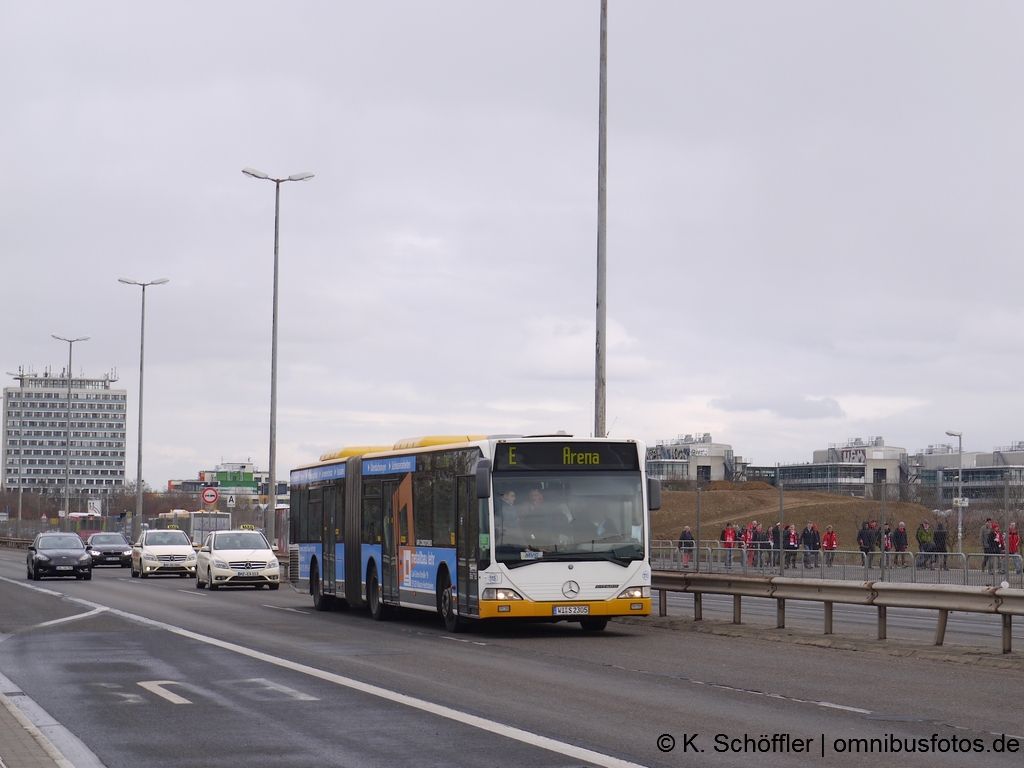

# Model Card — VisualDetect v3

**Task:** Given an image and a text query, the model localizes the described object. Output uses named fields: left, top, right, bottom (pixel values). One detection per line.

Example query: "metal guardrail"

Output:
left=0, top=537, right=32, bottom=550
left=652, top=570, right=1022, bottom=654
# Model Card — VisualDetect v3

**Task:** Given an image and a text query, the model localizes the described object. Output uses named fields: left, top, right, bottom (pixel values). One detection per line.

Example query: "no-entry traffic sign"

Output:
left=201, top=487, right=219, bottom=505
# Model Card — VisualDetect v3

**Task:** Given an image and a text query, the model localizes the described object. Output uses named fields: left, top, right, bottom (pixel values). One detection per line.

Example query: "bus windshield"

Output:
left=491, top=472, right=644, bottom=567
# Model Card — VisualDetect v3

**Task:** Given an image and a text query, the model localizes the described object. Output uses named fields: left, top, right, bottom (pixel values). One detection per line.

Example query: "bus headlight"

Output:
left=617, top=586, right=649, bottom=599
left=482, top=588, right=523, bottom=601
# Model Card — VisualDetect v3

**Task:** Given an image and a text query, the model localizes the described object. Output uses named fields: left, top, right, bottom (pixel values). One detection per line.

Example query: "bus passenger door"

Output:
left=456, top=475, right=479, bottom=619
left=381, top=480, right=399, bottom=605
left=322, top=486, right=336, bottom=595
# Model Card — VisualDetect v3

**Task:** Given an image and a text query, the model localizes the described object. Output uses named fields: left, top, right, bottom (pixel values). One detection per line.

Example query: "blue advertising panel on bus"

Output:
left=362, top=456, right=416, bottom=476
left=297, top=542, right=321, bottom=580
left=399, top=546, right=455, bottom=592
left=291, top=463, right=346, bottom=485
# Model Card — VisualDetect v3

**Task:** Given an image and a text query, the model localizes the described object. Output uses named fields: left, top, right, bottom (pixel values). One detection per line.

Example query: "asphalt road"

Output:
left=1, top=547, right=1022, bottom=768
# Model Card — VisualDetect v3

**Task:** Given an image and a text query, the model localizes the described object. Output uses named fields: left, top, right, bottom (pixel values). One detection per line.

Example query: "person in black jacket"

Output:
left=677, top=526, right=695, bottom=566
left=800, top=522, right=821, bottom=568
left=933, top=523, right=949, bottom=570
left=892, top=522, right=909, bottom=568
left=856, top=522, right=873, bottom=567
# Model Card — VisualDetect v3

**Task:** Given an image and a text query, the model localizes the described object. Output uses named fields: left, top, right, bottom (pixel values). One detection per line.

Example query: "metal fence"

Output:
left=651, top=540, right=1024, bottom=589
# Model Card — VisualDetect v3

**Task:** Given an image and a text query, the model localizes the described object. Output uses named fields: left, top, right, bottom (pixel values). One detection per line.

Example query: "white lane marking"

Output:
left=137, top=681, right=192, bottom=705
left=1, top=577, right=644, bottom=768
left=262, top=604, right=309, bottom=615
left=33, top=607, right=108, bottom=628
left=238, top=678, right=319, bottom=701
left=817, top=701, right=873, bottom=714
left=176, top=590, right=205, bottom=597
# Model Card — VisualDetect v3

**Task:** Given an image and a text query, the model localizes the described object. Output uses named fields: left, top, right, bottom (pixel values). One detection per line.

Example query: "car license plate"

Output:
left=553, top=605, right=589, bottom=616
left=56, top=565, right=73, bottom=571
left=106, top=556, right=119, bottom=561
left=237, top=570, right=258, bottom=577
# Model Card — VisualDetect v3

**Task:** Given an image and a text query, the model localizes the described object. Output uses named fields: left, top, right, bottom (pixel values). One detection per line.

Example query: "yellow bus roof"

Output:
left=319, top=435, right=488, bottom=462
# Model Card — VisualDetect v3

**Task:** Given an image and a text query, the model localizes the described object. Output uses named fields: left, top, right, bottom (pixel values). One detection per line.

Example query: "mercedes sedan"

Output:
left=27, top=533, right=93, bottom=580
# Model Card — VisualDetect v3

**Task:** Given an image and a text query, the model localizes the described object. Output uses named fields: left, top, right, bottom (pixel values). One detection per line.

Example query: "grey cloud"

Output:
left=710, top=396, right=845, bottom=420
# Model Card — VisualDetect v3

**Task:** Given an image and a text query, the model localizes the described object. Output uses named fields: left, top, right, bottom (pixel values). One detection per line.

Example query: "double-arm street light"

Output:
left=946, top=430, right=963, bottom=554
left=119, top=278, right=170, bottom=542
left=243, top=167, right=314, bottom=547
left=52, top=335, right=89, bottom=520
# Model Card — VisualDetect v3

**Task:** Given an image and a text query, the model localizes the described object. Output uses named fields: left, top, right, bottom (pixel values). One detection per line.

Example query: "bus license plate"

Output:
left=553, top=605, right=589, bottom=616
left=56, top=566, right=73, bottom=571
left=237, top=570, right=258, bottom=577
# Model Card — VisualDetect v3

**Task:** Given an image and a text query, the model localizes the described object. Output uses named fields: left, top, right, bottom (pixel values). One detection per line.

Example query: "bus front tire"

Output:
left=368, top=565, right=388, bottom=621
left=439, top=572, right=462, bottom=633
left=580, top=618, right=608, bottom=632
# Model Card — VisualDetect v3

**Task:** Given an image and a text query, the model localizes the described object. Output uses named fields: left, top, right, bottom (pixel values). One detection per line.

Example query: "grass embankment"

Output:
left=651, top=483, right=969, bottom=552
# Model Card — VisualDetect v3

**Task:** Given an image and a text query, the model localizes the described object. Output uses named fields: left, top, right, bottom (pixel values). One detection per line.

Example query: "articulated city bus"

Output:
left=289, top=435, right=659, bottom=632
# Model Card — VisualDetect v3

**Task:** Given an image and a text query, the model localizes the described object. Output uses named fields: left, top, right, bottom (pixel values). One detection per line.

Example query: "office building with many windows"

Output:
left=2, top=368, right=127, bottom=507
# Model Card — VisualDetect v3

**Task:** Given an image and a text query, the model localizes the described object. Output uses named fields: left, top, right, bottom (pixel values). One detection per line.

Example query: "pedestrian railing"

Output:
left=651, top=541, right=1024, bottom=590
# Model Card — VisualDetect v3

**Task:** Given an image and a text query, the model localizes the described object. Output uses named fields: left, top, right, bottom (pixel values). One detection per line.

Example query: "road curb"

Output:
left=0, top=690, right=70, bottom=768
left=615, top=615, right=1024, bottom=670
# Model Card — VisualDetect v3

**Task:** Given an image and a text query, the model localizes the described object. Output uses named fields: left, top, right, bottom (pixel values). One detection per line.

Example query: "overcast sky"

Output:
left=3, top=1, right=1022, bottom=486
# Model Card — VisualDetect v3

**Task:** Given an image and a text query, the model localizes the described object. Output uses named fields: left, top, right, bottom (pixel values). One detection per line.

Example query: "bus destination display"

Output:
left=492, top=442, right=639, bottom=472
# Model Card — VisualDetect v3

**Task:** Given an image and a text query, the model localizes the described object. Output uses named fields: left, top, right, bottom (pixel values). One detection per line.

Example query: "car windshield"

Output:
left=39, top=535, right=84, bottom=550
left=491, top=472, right=645, bottom=567
left=146, top=531, right=191, bottom=546
left=214, top=532, right=269, bottom=550
left=91, top=535, right=127, bottom=546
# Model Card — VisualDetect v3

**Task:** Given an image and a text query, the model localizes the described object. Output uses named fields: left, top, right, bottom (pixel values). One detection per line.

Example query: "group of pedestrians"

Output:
left=677, top=520, right=838, bottom=569
left=675, top=517, right=1022, bottom=571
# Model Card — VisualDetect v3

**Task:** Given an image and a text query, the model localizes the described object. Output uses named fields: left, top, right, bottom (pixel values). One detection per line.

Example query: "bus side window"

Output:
left=434, top=473, right=455, bottom=548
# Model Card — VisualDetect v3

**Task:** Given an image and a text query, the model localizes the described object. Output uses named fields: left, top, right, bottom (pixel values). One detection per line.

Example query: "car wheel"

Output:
left=130, top=563, right=139, bottom=578
left=580, top=618, right=608, bottom=632
left=195, top=573, right=206, bottom=589
left=207, top=569, right=219, bottom=590
left=26, top=563, right=32, bottom=580
left=139, top=568, right=149, bottom=579
left=83, top=571, right=92, bottom=582
left=311, top=564, right=332, bottom=611
left=269, top=583, right=280, bottom=591
left=439, top=571, right=462, bottom=633
left=368, top=564, right=389, bottom=621
left=31, top=563, right=41, bottom=581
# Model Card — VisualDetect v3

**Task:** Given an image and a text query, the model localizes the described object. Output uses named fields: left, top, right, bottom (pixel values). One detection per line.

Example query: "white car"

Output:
left=131, top=529, right=197, bottom=578
left=195, top=529, right=280, bottom=590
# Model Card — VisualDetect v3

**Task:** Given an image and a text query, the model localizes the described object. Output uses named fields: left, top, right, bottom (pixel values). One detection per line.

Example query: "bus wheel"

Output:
left=439, top=572, right=462, bottom=633
left=368, top=565, right=388, bottom=621
left=311, top=565, right=332, bottom=611
left=580, top=618, right=608, bottom=632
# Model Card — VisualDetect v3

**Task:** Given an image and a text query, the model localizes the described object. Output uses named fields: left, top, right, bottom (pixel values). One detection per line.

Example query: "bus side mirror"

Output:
left=647, top=478, right=662, bottom=511
left=475, top=459, right=492, bottom=499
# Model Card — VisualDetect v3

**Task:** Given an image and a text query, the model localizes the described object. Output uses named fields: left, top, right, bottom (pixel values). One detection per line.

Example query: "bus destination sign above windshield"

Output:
left=493, top=442, right=639, bottom=472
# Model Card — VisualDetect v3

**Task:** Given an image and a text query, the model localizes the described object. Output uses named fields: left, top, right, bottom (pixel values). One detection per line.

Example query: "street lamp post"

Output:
left=120, top=278, right=169, bottom=542
left=243, top=167, right=314, bottom=548
left=52, top=335, right=89, bottom=522
left=946, top=430, right=963, bottom=554
left=594, top=0, right=608, bottom=439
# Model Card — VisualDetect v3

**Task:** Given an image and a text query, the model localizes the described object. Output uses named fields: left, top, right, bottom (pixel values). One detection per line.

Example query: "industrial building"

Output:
left=645, top=434, right=745, bottom=483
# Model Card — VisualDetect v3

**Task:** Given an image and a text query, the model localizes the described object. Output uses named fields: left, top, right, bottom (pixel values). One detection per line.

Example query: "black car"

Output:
left=27, top=533, right=93, bottom=580
left=86, top=532, right=132, bottom=567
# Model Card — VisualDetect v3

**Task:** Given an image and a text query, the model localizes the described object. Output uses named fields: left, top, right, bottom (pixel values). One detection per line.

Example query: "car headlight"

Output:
left=122, top=549, right=132, bottom=556
left=143, top=552, right=157, bottom=561
left=36, top=553, right=51, bottom=562
left=617, top=586, right=649, bottom=599
left=186, top=552, right=197, bottom=561
left=481, top=588, right=523, bottom=600
left=78, top=554, right=92, bottom=564
left=89, top=550, right=102, bottom=557
left=267, top=557, right=279, bottom=569
left=213, top=558, right=227, bottom=569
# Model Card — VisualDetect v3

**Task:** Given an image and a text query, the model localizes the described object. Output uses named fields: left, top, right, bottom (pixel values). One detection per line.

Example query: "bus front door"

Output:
left=456, top=475, right=479, bottom=619
left=381, top=480, right=399, bottom=605
left=322, top=486, right=336, bottom=596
